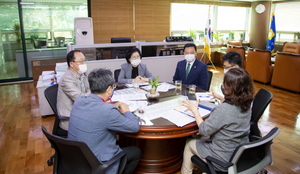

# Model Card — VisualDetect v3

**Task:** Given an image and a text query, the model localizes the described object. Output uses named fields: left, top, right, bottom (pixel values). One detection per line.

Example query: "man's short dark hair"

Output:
left=66, top=50, right=82, bottom=67
left=222, top=51, right=242, bottom=68
left=125, top=48, right=142, bottom=64
left=183, top=43, right=197, bottom=53
left=88, top=68, right=115, bottom=94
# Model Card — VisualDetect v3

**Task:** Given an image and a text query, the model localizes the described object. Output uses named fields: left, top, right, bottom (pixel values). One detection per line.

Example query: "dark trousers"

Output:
left=121, top=146, right=141, bottom=174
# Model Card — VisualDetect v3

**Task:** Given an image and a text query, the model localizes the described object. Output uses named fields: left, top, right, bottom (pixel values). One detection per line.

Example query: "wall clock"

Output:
left=255, top=4, right=266, bottom=14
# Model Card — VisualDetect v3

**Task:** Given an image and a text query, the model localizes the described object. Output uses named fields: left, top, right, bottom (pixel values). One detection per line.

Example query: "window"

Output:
left=274, top=2, right=300, bottom=42
left=171, top=3, right=209, bottom=32
left=216, top=6, right=249, bottom=31
left=170, top=3, right=250, bottom=44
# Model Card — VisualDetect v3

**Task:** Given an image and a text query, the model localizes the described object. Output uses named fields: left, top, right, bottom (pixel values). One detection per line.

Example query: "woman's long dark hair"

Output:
left=223, top=68, right=254, bottom=112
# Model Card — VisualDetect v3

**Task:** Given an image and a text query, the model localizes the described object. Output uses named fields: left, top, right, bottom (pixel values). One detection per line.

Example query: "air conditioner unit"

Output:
left=74, top=17, right=94, bottom=45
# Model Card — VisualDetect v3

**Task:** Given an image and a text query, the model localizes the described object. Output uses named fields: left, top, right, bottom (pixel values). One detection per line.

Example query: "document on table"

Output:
left=125, top=82, right=149, bottom=88
left=141, top=82, right=176, bottom=92
left=111, top=88, right=148, bottom=102
left=133, top=98, right=216, bottom=127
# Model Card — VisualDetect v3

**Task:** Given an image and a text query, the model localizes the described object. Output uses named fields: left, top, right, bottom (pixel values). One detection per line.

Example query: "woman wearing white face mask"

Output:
left=57, top=50, right=91, bottom=132
left=118, top=48, right=155, bottom=84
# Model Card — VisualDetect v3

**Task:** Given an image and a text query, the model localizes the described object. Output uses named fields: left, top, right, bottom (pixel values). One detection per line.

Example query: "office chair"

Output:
left=206, top=70, right=213, bottom=91
left=41, top=126, right=126, bottom=174
left=282, top=42, right=300, bottom=54
left=246, top=49, right=273, bottom=84
left=114, top=69, right=121, bottom=83
left=250, top=89, right=273, bottom=140
left=44, top=84, right=68, bottom=166
left=271, top=52, right=300, bottom=93
left=228, top=41, right=242, bottom=47
left=191, top=127, right=280, bottom=174
left=44, top=84, right=68, bottom=137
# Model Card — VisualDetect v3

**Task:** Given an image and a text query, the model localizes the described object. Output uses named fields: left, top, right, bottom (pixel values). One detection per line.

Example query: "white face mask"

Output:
left=224, top=69, right=229, bottom=74
left=184, top=54, right=196, bottom=62
left=131, top=59, right=141, bottom=66
left=77, top=64, right=87, bottom=74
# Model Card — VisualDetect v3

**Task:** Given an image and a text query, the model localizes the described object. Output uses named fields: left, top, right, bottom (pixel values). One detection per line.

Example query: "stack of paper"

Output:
left=55, top=62, right=68, bottom=83
left=55, top=62, right=68, bottom=73
left=111, top=88, right=148, bottom=102
left=141, top=82, right=176, bottom=92
left=41, top=71, right=56, bottom=87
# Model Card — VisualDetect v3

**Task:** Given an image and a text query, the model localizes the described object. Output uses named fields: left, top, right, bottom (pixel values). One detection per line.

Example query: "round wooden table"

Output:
left=118, top=122, right=198, bottom=174
left=118, top=85, right=202, bottom=174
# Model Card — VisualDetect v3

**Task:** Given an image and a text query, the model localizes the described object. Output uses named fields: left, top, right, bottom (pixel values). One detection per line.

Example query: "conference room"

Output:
left=0, top=0, right=300, bottom=174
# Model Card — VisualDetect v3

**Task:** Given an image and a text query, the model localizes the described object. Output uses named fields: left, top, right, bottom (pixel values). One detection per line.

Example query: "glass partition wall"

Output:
left=0, top=0, right=88, bottom=82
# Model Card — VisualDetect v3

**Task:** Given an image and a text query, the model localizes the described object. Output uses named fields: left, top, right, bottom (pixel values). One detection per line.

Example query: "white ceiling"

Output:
left=0, top=0, right=298, bottom=3
left=0, top=0, right=86, bottom=3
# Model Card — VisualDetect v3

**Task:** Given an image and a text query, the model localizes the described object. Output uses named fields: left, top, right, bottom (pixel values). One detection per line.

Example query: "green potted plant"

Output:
left=188, top=29, right=196, bottom=41
left=149, top=76, right=160, bottom=94
left=13, top=23, right=22, bottom=49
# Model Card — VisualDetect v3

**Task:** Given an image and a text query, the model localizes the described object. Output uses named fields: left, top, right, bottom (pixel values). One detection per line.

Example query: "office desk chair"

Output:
left=191, top=127, right=280, bottom=174
left=250, top=89, right=273, bottom=140
left=114, top=69, right=121, bottom=83
left=41, top=126, right=126, bottom=174
left=44, top=84, right=68, bottom=166
left=206, top=70, right=213, bottom=91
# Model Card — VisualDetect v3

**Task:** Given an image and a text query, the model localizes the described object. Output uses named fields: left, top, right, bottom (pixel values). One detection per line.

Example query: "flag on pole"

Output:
left=204, top=7, right=212, bottom=60
left=266, top=13, right=276, bottom=52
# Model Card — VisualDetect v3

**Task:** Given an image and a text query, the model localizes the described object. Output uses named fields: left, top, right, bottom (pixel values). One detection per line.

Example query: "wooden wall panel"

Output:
left=91, top=0, right=171, bottom=43
left=91, top=0, right=134, bottom=43
left=135, top=0, right=170, bottom=42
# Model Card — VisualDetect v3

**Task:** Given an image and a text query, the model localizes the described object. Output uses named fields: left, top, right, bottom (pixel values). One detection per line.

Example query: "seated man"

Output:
left=173, top=43, right=208, bottom=90
left=68, top=68, right=141, bottom=174
left=211, top=51, right=243, bottom=102
left=57, top=50, right=90, bottom=132
left=222, top=51, right=243, bottom=73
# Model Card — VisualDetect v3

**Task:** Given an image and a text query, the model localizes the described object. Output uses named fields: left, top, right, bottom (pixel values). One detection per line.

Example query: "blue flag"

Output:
left=266, top=13, right=276, bottom=52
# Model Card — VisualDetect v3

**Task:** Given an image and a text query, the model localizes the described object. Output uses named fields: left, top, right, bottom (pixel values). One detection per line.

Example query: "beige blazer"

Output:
left=57, top=69, right=90, bottom=130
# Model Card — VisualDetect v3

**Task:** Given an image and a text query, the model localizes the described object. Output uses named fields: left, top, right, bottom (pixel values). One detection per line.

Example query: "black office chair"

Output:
left=114, top=69, right=121, bottom=83
left=250, top=89, right=273, bottom=140
left=206, top=70, right=213, bottom=91
left=191, top=127, right=280, bottom=174
left=41, top=126, right=126, bottom=174
left=44, top=84, right=68, bottom=137
left=44, top=84, right=68, bottom=166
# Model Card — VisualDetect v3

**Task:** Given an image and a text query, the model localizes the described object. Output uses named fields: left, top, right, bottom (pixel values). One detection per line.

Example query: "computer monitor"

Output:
left=111, top=37, right=131, bottom=43
left=110, top=37, right=132, bottom=59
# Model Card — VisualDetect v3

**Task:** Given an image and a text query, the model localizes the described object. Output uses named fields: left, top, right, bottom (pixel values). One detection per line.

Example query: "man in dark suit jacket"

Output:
left=173, top=43, right=208, bottom=90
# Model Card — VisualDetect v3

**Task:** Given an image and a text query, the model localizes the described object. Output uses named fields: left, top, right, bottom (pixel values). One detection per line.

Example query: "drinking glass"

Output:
left=175, top=80, right=182, bottom=89
left=188, top=85, right=196, bottom=94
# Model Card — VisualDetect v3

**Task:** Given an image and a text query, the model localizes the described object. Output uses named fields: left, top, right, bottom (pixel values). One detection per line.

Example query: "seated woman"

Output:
left=181, top=68, right=254, bottom=174
left=118, top=48, right=155, bottom=84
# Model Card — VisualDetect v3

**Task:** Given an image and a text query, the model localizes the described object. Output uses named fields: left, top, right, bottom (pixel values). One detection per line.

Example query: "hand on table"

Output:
left=115, top=102, right=130, bottom=114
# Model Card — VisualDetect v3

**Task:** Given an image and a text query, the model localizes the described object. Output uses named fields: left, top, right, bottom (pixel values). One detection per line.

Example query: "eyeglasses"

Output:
left=73, top=60, right=87, bottom=64
left=223, top=65, right=233, bottom=69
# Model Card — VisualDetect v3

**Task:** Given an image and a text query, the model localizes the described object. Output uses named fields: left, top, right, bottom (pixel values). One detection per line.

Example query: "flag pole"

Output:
left=202, top=6, right=216, bottom=70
